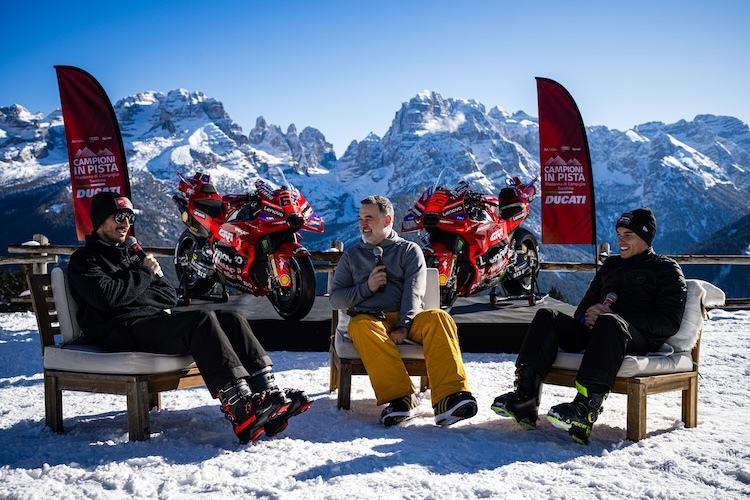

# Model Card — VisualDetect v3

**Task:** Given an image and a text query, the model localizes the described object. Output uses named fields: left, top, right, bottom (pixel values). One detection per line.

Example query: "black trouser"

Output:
left=516, top=309, right=654, bottom=394
left=106, top=310, right=272, bottom=397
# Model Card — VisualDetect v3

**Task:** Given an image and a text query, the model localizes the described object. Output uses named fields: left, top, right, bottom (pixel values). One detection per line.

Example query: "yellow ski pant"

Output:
left=347, top=309, right=470, bottom=406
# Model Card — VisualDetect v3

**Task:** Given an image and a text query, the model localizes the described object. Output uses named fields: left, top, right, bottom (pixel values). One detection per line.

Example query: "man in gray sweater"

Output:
left=330, top=195, right=477, bottom=427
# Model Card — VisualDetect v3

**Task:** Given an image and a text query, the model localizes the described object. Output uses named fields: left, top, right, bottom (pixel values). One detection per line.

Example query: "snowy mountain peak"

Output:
left=1, top=90, right=749, bottom=301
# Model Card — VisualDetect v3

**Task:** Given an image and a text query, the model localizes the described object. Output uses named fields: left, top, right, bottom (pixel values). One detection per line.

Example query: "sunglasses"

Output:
left=113, top=212, right=136, bottom=224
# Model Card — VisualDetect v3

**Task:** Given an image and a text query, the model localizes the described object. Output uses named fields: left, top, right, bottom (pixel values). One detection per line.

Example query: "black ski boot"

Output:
left=491, top=366, right=544, bottom=428
left=217, top=379, right=288, bottom=444
left=264, top=388, right=313, bottom=437
left=547, top=383, right=607, bottom=445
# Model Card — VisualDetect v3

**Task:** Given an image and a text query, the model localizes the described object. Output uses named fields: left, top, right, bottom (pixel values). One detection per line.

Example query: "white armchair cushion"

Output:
left=51, top=267, right=82, bottom=343
left=46, top=267, right=196, bottom=375
left=666, top=279, right=725, bottom=352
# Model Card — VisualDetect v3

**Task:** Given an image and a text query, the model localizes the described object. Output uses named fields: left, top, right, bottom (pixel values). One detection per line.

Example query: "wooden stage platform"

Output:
left=176, top=293, right=576, bottom=354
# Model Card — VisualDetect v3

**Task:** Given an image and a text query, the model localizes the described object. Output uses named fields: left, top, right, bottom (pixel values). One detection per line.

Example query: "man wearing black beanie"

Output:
left=491, top=207, right=687, bottom=444
left=67, top=192, right=312, bottom=443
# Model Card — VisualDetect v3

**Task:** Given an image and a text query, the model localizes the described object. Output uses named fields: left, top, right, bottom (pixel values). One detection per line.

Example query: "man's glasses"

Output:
left=113, top=212, right=136, bottom=224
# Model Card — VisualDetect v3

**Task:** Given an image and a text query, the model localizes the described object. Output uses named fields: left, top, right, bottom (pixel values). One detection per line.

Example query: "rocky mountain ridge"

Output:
left=2, top=89, right=748, bottom=301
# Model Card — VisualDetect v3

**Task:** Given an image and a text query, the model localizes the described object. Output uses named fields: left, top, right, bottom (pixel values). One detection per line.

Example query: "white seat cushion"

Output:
left=551, top=350, right=694, bottom=377
left=44, top=344, right=197, bottom=374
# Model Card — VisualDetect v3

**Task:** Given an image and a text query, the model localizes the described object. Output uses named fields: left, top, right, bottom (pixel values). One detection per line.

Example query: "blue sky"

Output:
left=2, top=0, right=749, bottom=154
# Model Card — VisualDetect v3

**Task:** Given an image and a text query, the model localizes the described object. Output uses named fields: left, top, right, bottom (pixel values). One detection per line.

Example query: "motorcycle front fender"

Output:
left=423, top=241, right=455, bottom=287
left=270, top=242, right=310, bottom=289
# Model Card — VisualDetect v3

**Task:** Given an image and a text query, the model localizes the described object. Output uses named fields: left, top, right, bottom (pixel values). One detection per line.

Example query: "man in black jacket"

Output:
left=67, top=192, right=311, bottom=443
left=491, top=208, right=687, bottom=444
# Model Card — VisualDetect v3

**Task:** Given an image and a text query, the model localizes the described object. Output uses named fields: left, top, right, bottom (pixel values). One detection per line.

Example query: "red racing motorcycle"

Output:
left=172, top=169, right=324, bottom=320
left=402, top=168, right=540, bottom=308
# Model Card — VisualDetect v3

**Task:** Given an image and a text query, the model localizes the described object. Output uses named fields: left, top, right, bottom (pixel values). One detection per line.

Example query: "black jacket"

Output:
left=67, top=234, right=178, bottom=345
left=574, top=249, right=687, bottom=347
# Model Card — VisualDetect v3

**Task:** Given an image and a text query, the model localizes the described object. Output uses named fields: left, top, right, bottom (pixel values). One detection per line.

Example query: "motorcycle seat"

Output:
left=499, top=202, right=524, bottom=221
left=194, top=198, right=223, bottom=218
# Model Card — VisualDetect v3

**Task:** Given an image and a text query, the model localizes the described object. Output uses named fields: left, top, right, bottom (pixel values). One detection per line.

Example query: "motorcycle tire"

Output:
left=174, top=230, right=216, bottom=296
left=267, top=255, right=316, bottom=321
left=502, top=229, right=540, bottom=297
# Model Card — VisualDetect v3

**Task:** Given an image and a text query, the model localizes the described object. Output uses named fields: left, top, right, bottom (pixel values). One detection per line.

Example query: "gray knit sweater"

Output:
left=329, top=230, right=426, bottom=331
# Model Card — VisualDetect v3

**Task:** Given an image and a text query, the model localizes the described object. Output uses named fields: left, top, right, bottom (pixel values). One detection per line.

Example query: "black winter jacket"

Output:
left=574, top=249, right=687, bottom=348
left=67, top=234, right=178, bottom=346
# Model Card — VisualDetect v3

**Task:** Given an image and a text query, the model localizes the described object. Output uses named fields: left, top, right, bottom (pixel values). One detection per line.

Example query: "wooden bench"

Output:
left=329, top=268, right=438, bottom=410
left=544, top=279, right=724, bottom=442
left=27, top=268, right=205, bottom=441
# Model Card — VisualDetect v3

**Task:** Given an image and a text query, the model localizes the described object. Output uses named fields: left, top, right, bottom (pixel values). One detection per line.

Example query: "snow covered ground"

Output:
left=1, top=308, right=749, bottom=499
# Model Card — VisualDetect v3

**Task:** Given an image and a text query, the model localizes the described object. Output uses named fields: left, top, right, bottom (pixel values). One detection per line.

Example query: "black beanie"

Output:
left=616, top=208, right=657, bottom=246
left=89, top=192, right=134, bottom=231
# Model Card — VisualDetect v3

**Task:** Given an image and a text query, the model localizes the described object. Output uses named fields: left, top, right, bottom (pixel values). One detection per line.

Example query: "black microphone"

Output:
left=373, top=246, right=385, bottom=292
left=602, top=292, right=618, bottom=308
left=126, top=236, right=163, bottom=278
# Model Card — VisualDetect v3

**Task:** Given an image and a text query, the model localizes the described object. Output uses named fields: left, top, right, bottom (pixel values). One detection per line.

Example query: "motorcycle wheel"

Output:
left=502, top=229, right=540, bottom=297
left=267, top=255, right=316, bottom=320
left=174, top=230, right=216, bottom=296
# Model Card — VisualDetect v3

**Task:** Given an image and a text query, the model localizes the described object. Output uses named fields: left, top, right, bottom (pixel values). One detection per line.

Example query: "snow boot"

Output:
left=546, top=382, right=607, bottom=445
left=264, top=388, right=313, bottom=437
left=491, top=365, right=543, bottom=428
left=381, top=394, right=418, bottom=427
left=217, top=379, right=288, bottom=444
left=433, top=391, right=478, bottom=426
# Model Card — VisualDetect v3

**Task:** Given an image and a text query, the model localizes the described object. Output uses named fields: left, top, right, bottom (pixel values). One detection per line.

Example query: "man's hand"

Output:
left=141, top=253, right=163, bottom=277
left=582, top=303, right=613, bottom=328
left=367, top=264, right=388, bottom=293
left=388, top=326, right=408, bottom=344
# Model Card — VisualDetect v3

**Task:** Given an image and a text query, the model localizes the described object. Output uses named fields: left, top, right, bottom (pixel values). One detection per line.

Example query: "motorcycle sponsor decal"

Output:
left=193, top=210, right=207, bottom=219
left=441, top=204, right=464, bottom=217
left=292, top=246, right=309, bottom=255
left=258, top=182, right=275, bottom=199
left=264, top=206, right=285, bottom=218
left=218, top=227, right=234, bottom=242
left=489, top=229, right=505, bottom=242
left=411, top=207, right=423, bottom=217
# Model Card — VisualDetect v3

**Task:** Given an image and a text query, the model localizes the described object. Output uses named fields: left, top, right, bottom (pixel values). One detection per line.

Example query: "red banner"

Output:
left=536, top=77, right=596, bottom=245
left=55, top=66, right=131, bottom=240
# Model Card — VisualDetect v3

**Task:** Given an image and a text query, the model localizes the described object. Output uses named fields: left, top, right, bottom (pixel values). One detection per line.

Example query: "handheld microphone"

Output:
left=602, top=292, right=618, bottom=308
left=126, top=236, right=163, bottom=278
left=581, top=292, right=618, bottom=327
left=373, top=246, right=385, bottom=292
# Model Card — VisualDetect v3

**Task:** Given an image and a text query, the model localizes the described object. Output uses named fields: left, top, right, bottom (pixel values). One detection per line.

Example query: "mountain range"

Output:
left=1, top=89, right=749, bottom=302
